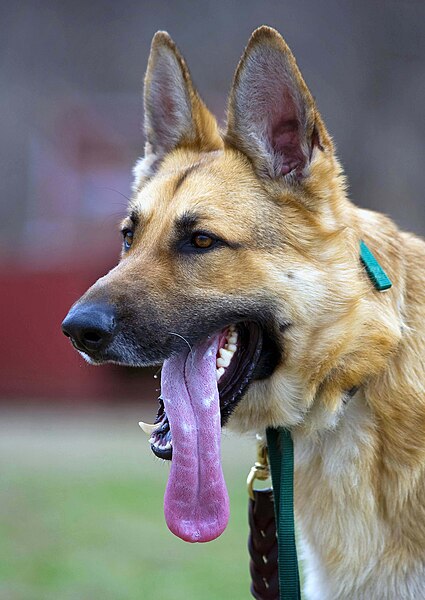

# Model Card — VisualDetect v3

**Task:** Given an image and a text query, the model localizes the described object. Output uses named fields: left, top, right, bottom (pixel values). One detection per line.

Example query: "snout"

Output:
left=62, top=302, right=116, bottom=355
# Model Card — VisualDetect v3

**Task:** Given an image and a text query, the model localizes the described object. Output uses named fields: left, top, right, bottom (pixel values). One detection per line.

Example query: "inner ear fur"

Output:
left=225, top=26, right=331, bottom=182
left=136, top=31, right=222, bottom=183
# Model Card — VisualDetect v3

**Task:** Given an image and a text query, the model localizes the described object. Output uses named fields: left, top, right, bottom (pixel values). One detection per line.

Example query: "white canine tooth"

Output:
left=139, top=421, right=158, bottom=435
left=216, top=367, right=225, bottom=380
left=228, top=335, right=237, bottom=344
left=227, top=343, right=237, bottom=352
left=163, top=441, right=171, bottom=450
left=218, top=348, right=232, bottom=367
left=149, top=436, right=155, bottom=444
left=220, top=347, right=233, bottom=360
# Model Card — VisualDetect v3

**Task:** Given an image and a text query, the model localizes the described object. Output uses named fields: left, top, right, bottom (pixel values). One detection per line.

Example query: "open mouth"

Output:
left=140, top=322, right=265, bottom=461
left=139, top=320, right=279, bottom=543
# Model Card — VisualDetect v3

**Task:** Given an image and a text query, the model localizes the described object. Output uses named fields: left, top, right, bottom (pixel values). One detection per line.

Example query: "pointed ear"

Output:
left=226, top=26, right=329, bottom=182
left=134, top=31, right=222, bottom=184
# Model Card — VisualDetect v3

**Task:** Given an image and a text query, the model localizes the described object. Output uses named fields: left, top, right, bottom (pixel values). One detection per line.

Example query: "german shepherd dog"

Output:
left=62, top=27, right=425, bottom=599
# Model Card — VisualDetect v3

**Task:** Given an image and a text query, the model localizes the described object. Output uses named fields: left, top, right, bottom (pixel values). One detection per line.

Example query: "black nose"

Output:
left=62, top=302, right=116, bottom=354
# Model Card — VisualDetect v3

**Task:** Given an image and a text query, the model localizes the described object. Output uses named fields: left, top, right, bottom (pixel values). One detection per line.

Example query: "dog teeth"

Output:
left=139, top=421, right=158, bottom=435
left=215, top=329, right=239, bottom=378
left=217, top=358, right=228, bottom=368
left=218, top=348, right=233, bottom=365
left=216, top=367, right=225, bottom=381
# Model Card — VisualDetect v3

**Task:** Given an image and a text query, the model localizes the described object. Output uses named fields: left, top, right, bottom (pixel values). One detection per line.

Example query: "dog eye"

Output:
left=179, top=231, right=224, bottom=254
left=122, top=229, right=134, bottom=251
left=192, top=233, right=215, bottom=249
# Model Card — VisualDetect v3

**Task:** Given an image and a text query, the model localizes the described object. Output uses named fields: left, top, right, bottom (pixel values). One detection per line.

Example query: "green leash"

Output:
left=266, top=427, right=300, bottom=600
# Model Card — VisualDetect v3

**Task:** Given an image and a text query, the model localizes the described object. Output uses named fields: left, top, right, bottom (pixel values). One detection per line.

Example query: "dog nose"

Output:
left=62, top=302, right=116, bottom=354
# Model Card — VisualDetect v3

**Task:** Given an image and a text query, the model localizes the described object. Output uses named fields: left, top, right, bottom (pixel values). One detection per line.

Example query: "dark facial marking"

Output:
left=174, top=211, right=200, bottom=238
left=173, top=163, right=201, bottom=194
left=129, top=209, right=140, bottom=226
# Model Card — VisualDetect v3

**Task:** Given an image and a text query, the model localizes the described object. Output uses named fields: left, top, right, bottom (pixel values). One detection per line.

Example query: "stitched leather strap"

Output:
left=248, top=489, right=279, bottom=599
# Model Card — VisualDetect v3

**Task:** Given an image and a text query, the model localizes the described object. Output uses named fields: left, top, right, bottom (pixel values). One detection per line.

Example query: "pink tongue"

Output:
left=161, top=334, right=230, bottom=543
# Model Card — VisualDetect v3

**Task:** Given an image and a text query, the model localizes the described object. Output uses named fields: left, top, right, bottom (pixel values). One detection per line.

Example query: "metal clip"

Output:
left=247, top=435, right=271, bottom=500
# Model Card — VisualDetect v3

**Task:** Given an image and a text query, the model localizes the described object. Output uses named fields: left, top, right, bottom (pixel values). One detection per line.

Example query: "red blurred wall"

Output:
left=0, top=267, right=157, bottom=402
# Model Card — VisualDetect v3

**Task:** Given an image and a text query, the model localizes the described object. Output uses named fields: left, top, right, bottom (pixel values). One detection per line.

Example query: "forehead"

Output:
left=129, top=149, right=265, bottom=226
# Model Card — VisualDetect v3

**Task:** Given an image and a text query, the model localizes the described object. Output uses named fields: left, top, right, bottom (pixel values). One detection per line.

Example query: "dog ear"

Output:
left=134, top=31, right=222, bottom=184
left=226, top=26, right=329, bottom=182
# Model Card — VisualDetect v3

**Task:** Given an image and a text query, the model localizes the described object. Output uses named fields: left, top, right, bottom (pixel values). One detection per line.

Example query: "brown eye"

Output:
left=180, top=231, right=223, bottom=254
left=122, top=229, right=133, bottom=250
left=192, top=233, right=214, bottom=249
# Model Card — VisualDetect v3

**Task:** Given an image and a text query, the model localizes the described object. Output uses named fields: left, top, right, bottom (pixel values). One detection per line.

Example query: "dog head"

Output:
left=62, top=27, right=400, bottom=438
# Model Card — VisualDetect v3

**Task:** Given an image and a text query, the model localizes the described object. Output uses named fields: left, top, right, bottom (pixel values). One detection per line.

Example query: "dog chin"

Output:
left=78, top=350, right=99, bottom=365
left=78, top=344, right=160, bottom=368
left=77, top=348, right=135, bottom=367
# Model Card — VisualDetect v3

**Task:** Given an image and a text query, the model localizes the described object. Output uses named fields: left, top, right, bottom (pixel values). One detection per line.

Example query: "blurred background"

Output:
left=0, top=0, right=424, bottom=598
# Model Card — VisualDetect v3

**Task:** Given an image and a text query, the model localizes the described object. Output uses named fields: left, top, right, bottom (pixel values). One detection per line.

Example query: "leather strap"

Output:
left=248, top=489, right=279, bottom=599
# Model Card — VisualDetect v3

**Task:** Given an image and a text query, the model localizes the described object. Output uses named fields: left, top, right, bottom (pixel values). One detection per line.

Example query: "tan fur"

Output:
left=81, top=27, right=425, bottom=598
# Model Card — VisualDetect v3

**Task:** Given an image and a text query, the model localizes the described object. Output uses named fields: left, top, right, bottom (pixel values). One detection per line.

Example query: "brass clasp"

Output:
left=247, top=435, right=271, bottom=500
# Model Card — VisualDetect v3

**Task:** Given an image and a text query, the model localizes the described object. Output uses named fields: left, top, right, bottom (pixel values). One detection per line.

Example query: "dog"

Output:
left=62, top=26, right=425, bottom=599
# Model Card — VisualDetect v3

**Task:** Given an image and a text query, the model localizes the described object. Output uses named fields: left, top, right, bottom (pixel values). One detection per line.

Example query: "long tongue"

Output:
left=161, top=334, right=230, bottom=543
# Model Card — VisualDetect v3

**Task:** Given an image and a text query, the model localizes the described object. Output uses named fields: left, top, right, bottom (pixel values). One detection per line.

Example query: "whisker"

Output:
left=98, top=187, right=132, bottom=203
left=169, top=332, right=192, bottom=353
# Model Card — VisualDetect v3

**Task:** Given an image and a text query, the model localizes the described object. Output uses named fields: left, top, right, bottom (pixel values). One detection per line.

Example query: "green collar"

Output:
left=360, top=240, right=392, bottom=291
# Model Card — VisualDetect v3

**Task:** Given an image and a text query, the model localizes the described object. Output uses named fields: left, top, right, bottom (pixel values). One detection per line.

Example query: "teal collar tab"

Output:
left=360, top=240, right=392, bottom=291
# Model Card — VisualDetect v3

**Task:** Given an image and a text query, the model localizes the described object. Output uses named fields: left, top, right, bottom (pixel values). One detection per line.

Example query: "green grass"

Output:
left=0, top=407, right=258, bottom=600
